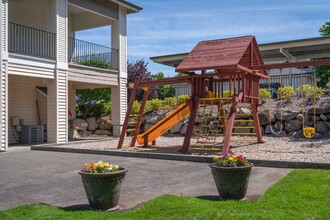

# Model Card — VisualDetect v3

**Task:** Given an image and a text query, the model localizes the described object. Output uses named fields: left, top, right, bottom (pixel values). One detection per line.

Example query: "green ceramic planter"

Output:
left=209, top=163, right=253, bottom=200
left=78, top=167, right=127, bottom=211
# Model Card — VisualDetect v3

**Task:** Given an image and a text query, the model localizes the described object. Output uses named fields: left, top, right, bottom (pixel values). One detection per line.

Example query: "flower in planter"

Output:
left=213, top=154, right=249, bottom=167
left=82, top=161, right=120, bottom=173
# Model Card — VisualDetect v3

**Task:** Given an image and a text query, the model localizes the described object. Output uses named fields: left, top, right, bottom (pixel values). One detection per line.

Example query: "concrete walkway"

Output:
left=0, top=146, right=291, bottom=211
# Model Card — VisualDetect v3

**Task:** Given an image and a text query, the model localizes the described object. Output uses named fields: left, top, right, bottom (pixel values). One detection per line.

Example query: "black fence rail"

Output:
left=68, top=37, right=118, bottom=70
left=8, top=22, right=56, bottom=59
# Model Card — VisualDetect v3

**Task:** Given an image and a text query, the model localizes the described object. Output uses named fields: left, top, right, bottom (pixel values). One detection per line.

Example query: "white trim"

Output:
left=56, top=62, right=68, bottom=70
left=111, top=0, right=141, bottom=13
left=120, top=71, right=127, bottom=78
left=1, top=51, right=8, bottom=60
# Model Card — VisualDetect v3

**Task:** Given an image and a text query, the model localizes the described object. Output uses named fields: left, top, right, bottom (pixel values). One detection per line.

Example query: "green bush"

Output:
left=222, top=90, right=234, bottom=97
left=162, top=97, right=178, bottom=110
left=259, top=88, right=271, bottom=100
left=326, top=80, right=330, bottom=89
left=177, top=95, right=190, bottom=105
left=77, top=56, right=110, bottom=69
left=145, top=98, right=162, bottom=112
left=278, top=86, right=295, bottom=100
left=102, top=102, right=112, bottom=114
left=131, top=100, right=141, bottom=115
left=296, top=84, right=324, bottom=98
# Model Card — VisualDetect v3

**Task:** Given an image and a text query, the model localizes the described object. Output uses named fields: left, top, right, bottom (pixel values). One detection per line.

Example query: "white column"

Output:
left=48, top=0, right=68, bottom=143
left=111, top=6, right=127, bottom=137
left=0, top=0, right=8, bottom=151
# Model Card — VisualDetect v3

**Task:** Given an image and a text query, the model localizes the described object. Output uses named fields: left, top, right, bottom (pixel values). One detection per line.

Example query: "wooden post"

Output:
left=179, top=96, right=199, bottom=153
left=251, top=104, right=265, bottom=143
left=130, top=87, right=149, bottom=147
left=117, top=77, right=140, bottom=149
left=221, top=92, right=243, bottom=155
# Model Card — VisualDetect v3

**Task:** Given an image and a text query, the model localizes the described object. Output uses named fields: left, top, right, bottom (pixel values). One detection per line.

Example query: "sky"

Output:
left=77, top=0, right=330, bottom=77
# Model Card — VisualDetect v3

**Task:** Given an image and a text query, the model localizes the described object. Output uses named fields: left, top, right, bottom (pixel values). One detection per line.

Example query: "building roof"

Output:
left=151, top=36, right=330, bottom=67
left=175, top=35, right=264, bottom=73
left=111, top=0, right=143, bottom=14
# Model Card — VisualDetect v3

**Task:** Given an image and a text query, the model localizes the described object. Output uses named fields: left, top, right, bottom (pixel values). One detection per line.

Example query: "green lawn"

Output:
left=1, top=169, right=329, bottom=220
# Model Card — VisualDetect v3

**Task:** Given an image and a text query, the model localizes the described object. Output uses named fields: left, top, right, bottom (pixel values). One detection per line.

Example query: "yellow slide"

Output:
left=137, top=103, right=190, bottom=145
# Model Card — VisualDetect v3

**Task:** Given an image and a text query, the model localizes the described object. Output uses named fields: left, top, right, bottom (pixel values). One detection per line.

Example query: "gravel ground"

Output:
left=55, top=135, right=330, bottom=163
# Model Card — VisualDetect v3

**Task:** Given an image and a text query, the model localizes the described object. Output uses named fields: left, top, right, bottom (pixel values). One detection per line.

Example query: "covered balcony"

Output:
left=8, top=22, right=118, bottom=71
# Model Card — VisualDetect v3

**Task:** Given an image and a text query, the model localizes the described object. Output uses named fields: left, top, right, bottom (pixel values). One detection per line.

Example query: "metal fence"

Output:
left=68, top=37, right=118, bottom=70
left=173, top=72, right=315, bottom=98
left=8, top=22, right=56, bottom=59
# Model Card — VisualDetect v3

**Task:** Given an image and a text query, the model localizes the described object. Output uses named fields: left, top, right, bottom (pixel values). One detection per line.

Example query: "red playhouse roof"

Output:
left=175, top=35, right=266, bottom=75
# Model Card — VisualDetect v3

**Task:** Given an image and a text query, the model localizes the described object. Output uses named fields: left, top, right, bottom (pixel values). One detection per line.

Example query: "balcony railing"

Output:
left=8, top=22, right=56, bottom=59
left=8, top=22, right=118, bottom=70
left=68, top=37, right=118, bottom=70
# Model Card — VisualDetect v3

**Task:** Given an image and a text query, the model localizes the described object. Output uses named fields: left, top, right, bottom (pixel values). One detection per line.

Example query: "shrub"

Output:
left=163, top=97, right=178, bottom=110
left=102, top=102, right=112, bottom=114
left=222, top=90, right=234, bottom=97
left=145, top=98, right=162, bottom=112
left=278, top=86, right=295, bottom=100
left=296, top=84, right=324, bottom=98
left=326, top=80, right=330, bottom=89
left=177, top=95, right=190, bottom=105
left=131, top=100, right=141, bottom=115
left=77, top=56, right=110, bottom=69
left=259, top=88, right=271, bottom=100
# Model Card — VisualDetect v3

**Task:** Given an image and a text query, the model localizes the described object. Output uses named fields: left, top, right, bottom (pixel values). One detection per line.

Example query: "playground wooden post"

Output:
left=251, top=104, right=265, bottom=143
left=130, top=87, right=149, bottom=147
left=117, top=76, right=140, bottom=149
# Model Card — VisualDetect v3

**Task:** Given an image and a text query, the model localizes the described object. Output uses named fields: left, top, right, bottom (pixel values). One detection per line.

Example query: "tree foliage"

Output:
left=76, top=88, right=111, bottom=118
left=315, top=21, right=330, bottom=87
left=154, top=72, right=175, bottom=100
left=127, top=59, right=158, bottom=101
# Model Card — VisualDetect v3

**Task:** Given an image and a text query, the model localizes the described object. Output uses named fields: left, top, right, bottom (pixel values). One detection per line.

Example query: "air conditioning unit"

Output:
left=21, top=125, right=44, bottom=144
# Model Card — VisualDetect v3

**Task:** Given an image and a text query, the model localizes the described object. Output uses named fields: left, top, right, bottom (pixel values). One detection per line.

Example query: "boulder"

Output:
left=86, top=117, right=98, bottom=131
left=312, top=132, right=323, bottom=139
left=327, top=130, right=330, bottom=137
left=258, top=109, right=276, bottom=126
left=97, top=115, right=112, bottom=130
left=69, top=118, right=88, bottom=131
left=284, top=119, right=302, bottom=132
left=180, top=123, right=188, bottom=135
left=293, top=130, right=303, bottom=138
left=274, top=121, right=284, bottom=131
left=264, top=125, right=272, bottom=134
left=315, top=121, right=330, bottom=134
left=304, top=115, right=320, bottom=127
left=144, top=113, right=158, bottom=125
left=78, top=130, right=92, bottom=137
left=287, top=131, right=296, bottom=137
left=296, top=114, right=303, bottom=121
left=68, top=129, right=80, bottom=139
left=156, top=110, right=167, bottom=121
left=276, top=110, right=300, bottom=121
left=320, top=114, right=328, bottom=121
left=170, top=121, right=183, bottom=134
left=236, top=108, right=252, bottom=119
left=143, top=123, right=154, bottom=132
left=307, top=98, right=330, bottom=114
left=273, top=130, right=287, bottom=137
left=94, top=129, right=112, bottom=136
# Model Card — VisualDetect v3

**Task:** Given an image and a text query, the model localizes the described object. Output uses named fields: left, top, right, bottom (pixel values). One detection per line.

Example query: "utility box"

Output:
left=21, top=125, right=44, bottom=144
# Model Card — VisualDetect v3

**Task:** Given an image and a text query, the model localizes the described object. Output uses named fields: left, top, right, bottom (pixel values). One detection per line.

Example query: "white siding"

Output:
left=119, top=6, right=127, bottom=74
left=48, top=70, right=67, bottom=143
left=8, top=75, right=47, bottom=144
left=1, top=0, right=8, bottom=52
left=8, top=62, right=55, bottom=79
left=0, top=62, right=7, bottom=150
left=111, top=77, right=126, bottom=136
left=57, top=0, right=67, bottom=63
left=68, top=64, right=119, bottom=86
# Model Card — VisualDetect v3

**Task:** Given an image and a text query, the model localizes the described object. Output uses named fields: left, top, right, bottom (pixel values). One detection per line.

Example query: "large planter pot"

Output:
left=78, top=167, right=127, bottom=211
left=209, top=163, right=253, bottom=200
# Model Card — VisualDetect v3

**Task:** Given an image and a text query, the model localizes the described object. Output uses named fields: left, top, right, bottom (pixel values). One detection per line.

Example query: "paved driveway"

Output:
left=0, top=147, right=291, bottom=211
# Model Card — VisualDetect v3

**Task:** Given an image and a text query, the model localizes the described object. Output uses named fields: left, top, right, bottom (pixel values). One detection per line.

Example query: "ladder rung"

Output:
left=130, top=115, right=139, bottom=117
left=232, top=133, right=256, bottom=135
left=190, top=147, right=221, bottom=151
left=231, top=138, right=256, bottom=142
left=126, top=129, right=136, bottom=132
left=128, top=122, right=138, bottom=125
left=233, top=120, right=254, bottom=122
left=233, top=126, right=255, bottom=129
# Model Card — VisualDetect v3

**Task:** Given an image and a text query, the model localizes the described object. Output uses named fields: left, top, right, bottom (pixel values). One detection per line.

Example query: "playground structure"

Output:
left=118, top=35, right=330, bottom=155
